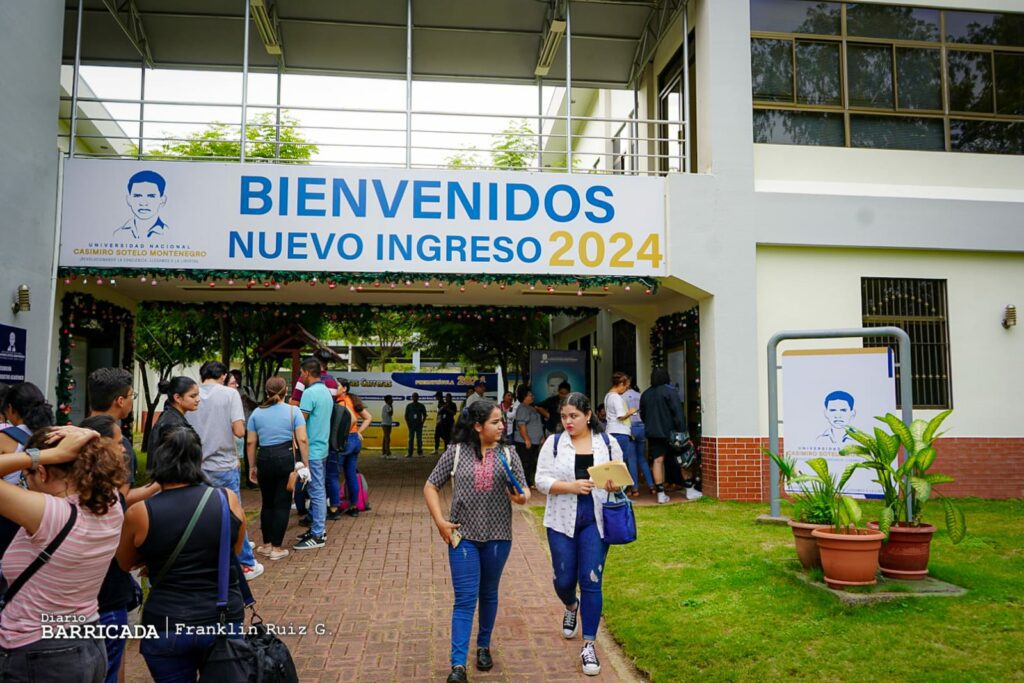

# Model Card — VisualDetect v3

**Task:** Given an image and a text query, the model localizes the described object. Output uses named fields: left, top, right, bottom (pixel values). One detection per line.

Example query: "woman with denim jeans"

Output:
left=424, top=400, right=529, bottom=683
left=535, top=392, right=623, bottom=677
left=603, top=372, right=643, bottom=497
left=326, top=379, right=371, bottom=519
left=246, top=377, right=309, bottom=561
left=117, top=427, right=246, bottom=683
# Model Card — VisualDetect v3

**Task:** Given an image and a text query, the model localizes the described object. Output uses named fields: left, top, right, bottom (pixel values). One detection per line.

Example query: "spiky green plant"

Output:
left=841, top=410, right=966, bottom=544
left=763, top=451, right=864, bottom=531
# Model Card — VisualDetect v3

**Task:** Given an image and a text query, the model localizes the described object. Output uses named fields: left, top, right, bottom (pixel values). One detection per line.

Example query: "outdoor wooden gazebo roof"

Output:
left=257, top=323, right=340, bottom=380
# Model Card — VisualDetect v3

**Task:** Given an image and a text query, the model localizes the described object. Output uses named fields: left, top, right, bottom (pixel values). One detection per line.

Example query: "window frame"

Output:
left=860, top=277, right=953, bottom=410
left=751, top=2, right=1024, bottom=153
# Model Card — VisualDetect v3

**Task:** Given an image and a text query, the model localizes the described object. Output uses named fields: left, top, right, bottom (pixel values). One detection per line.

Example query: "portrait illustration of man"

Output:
left=115, top=170, right=168, bottom=239
left=815, top=390, right=857, bottom=446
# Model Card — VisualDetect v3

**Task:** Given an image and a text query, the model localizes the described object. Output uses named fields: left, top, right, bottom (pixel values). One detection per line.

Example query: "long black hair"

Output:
left=150, top=425, right=208, bottom=486
left=1, top=382, right=54, bottom=430
left=560, top=392, right=605, bottom=434
left=451, top=399, right=501, bottom=460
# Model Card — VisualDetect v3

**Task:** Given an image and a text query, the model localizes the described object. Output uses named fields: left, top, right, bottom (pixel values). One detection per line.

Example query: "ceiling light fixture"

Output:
left=250, top=0, right=283, bottom=56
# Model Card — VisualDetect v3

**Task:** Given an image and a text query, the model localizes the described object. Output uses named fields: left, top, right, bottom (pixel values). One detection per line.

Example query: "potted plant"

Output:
left=763, top=451, right=834, bottom=569
left=841, top=409, right=966, bottom=580
left=807, top=464, right=885, bottom=590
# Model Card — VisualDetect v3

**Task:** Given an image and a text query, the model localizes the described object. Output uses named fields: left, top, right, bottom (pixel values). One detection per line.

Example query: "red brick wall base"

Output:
left=700, top=436, right=1024, bottom=501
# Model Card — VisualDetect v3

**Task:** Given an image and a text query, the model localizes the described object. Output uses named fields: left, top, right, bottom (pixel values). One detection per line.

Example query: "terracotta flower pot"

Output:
left=811, top=526, right=885, bottom=589
left=788, top=520, right=830, bottom=570
left=868, top=522, right=936, bottom=580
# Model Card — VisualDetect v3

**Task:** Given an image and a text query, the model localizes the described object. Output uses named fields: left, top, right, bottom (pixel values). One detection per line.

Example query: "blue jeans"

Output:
left=99, top=608, right=128, bottom=683
left=448, top=539, right=512, bottom=668
left=407, top=425, right=423, bottom=455
left=615, top=433, right=654, bottom=493
left=326, top=434, right=362, bottom=509
left=546, top=494, right=609, bottom=641
left=626, top=423, right=651, bottom=489
left=140, top=627, right=242, bottom=683
left=306, top=457, right=327, bottom=537
left=204, top=468, right=256, bottom=568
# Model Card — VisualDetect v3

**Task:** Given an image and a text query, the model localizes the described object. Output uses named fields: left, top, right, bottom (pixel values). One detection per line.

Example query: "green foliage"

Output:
left=762, top=450, right=860, bottom=529
left=445, top=119, right=537, bottom=171
left=147, top=111, right=317, bottom=162
left=329, top=309, right=420, bottom=372
left=560, top=497, right=1024, bottom=682
left=845, top=410, right=965, bottom=543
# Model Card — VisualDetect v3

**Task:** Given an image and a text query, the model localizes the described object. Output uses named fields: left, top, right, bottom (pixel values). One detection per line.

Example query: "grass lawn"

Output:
left=534, top=497, right=1024, bottom=682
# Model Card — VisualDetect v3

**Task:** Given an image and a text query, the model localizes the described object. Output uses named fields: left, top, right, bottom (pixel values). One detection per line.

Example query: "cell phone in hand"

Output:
left=450, top=528, right=462, bottom=548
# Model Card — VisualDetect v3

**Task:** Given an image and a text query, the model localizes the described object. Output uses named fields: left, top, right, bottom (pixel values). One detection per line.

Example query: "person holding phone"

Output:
left=423, top=400, right=529, bottom=683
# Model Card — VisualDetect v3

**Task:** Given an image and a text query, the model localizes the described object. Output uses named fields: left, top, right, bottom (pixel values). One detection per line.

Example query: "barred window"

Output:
left=861, top=278, right=952, bottom=409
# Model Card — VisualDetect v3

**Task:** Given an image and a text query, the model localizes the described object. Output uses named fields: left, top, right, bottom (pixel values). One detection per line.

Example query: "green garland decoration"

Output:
left=58, top=267, right=659, bottom=293
left=650, top=306, right=701, bottom=433
left=139, top=300, right=598, bottom=324
left=57, top=293, right=135, bottom=425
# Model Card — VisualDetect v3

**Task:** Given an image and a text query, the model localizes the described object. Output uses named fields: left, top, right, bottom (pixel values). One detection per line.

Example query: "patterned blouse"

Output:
left=428, top=442, right=526, bottom=542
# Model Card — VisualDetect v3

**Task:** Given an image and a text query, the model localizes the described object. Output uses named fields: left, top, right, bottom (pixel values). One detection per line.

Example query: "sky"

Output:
left=75, top=65, right=565, bottom=168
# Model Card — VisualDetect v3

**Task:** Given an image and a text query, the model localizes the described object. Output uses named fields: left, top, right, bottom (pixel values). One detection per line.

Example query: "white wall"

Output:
left=756, top=246, right=1024, bottom=437
left=1, top=0, right=64, bottom=391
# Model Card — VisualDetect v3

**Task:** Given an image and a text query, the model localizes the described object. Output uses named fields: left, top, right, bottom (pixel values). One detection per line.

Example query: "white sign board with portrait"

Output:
left=781, top=348, right=896, bottom=498
left=59, top=158, right=667, bottom=276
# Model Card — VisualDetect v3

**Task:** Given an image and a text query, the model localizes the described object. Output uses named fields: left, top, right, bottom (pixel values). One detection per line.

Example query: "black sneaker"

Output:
left=580, top=641, right=601, bottom=676
left=293, top=533, right=326, bottom=550
left=295, top=529, right=326, bottom=541
left=562, top=602, right=579, bottom=639
left=345, top=507, right=359, bottom=518
left=446, top=665, right=468, bottom=683
left=326, top=508, right=343, bottom=521
left=476, top=647, right=493, bottom=671
left=298, top=515, right=311, bottom=527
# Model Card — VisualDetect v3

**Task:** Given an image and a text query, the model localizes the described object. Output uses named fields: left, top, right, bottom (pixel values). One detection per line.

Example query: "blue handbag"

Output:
left=601, top=492, right=637, bottom=545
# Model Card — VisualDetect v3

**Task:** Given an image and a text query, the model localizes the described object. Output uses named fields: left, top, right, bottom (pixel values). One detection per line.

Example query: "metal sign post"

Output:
left=767, top=328, right=914, bottom=520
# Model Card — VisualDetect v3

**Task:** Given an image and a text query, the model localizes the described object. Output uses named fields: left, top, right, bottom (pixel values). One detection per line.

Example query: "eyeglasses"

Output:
left=20, top=468, right=37, bottom=488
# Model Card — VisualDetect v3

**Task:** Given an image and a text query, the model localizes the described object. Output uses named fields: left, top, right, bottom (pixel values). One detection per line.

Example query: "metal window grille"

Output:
left=861, top=277, right=952, bottom=409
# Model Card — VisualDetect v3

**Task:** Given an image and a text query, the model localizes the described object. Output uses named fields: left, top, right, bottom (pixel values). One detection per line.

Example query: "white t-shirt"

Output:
left=603, top=391, right=632, bottom=435
left=186, top=382, right=245, bottom=471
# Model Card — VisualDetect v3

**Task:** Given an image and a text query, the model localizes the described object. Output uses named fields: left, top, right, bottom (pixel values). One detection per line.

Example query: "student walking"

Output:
left=535, top=392, right=624, bottom=676
left=0, top=425, right=127, bottom=682
left=424, top=400, right=529, bottom=683
left=639, top=368, right=685, bottom=505
left=246, top=377, right=309, bottom=561
left=604, top=372, right=642, bottom=496
left=117, top=426, right=247, bottom=682
left=511, top=385, right=543, bottom=488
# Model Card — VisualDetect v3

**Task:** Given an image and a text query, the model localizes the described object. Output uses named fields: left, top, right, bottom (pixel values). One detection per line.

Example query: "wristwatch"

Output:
left=25, top=447, right=41, bottom=468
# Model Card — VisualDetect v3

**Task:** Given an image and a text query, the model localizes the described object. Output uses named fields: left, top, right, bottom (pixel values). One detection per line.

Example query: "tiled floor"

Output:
left=124, top=452, right=651, bottom=682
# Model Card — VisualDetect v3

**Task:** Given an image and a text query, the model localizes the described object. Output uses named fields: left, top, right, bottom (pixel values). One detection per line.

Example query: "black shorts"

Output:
left=648, top=437, right=671, bottom=461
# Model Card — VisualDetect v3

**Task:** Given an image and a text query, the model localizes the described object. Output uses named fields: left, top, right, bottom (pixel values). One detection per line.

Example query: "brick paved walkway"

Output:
left=125, top=452, right=648, bottom=682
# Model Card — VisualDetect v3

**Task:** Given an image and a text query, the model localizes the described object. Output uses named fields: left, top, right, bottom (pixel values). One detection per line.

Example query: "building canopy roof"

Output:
left=63, top=0, right=664, bottom=88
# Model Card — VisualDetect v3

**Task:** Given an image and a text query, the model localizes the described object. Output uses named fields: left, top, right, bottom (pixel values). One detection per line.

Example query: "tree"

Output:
left=444, top=119, right=538, bottom=170
left=335, top=309, right=420, bottom=372
left=412, top=313, right=549, bottom=389
left=148, top=111, right=317, bottom=162
left=135, top=306, right=217, bottom=452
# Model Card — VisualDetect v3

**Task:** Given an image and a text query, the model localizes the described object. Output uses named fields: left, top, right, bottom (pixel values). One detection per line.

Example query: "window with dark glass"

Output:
left=750, top=1, right=1024, bottom=154
left=861, top=278, right=952, bottom=410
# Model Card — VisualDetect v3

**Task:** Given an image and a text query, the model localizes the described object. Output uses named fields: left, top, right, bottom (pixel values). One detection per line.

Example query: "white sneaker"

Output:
left=242, top=562, right=264, bottom=580
left=580, top=641, right=601, bottom=676
left=657, top=492, right=671, bottom=504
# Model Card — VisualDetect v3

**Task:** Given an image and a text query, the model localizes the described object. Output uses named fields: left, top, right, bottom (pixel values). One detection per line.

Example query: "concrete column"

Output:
left=0, top=0, right=65, bottom=394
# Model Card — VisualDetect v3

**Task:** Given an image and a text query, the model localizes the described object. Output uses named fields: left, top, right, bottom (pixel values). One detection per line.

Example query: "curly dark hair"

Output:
left=27, top=426, right=126, bottom=516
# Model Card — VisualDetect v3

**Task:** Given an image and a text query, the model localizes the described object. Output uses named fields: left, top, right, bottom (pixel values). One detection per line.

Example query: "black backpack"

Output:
left=328, top=402, right=352, bottom=451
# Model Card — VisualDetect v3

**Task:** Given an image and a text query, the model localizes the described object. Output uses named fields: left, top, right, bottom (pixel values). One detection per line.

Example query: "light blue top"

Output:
left=299, top=381, right=333, bottom=461
left=247, top=402, right=305, bottom=448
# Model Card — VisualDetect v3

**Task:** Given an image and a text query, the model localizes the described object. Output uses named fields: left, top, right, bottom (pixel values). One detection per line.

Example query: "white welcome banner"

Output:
left=59, top=159, right=666, bottom=276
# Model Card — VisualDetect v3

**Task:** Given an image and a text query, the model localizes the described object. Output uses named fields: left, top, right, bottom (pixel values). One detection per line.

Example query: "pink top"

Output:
left=0, top=494, right=123, bottom=648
